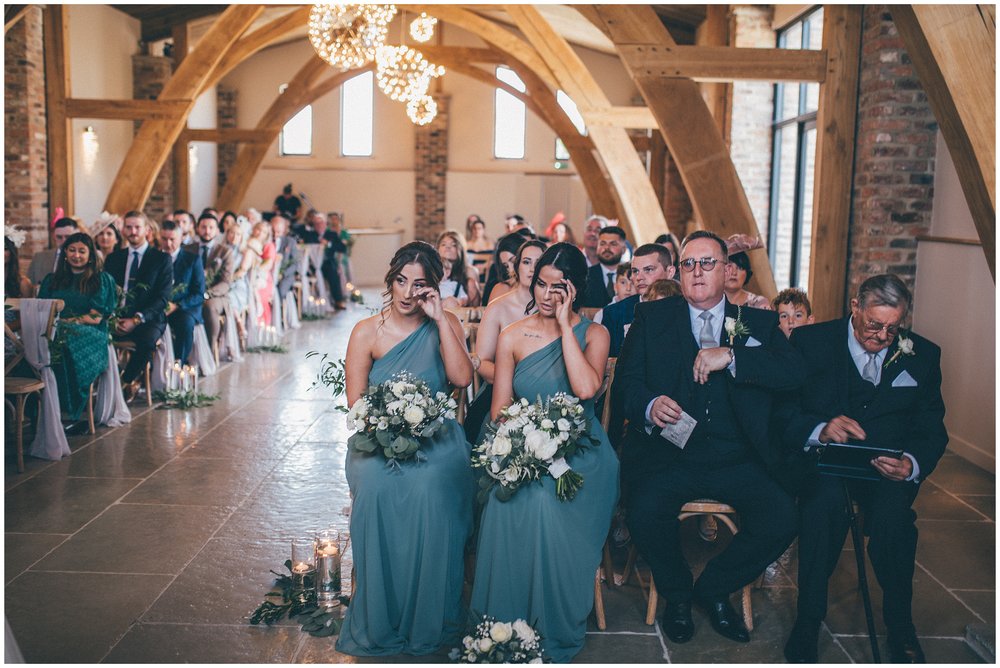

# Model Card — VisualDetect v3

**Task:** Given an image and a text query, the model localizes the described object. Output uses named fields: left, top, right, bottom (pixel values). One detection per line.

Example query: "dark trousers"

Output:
left=168, top=310, right=197, bottom=366
left=796, top=475, right=919, bottom=632
left=625, top=460, right=796, bottom=603
left=117, top=321, right=165, bottom=384
left=321, top=258, right=345, bottom=303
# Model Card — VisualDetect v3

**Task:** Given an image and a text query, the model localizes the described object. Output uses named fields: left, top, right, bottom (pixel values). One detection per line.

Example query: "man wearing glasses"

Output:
left=778, top=274, right=947, bottom=663
left=614, top=230, right=804, bottom=646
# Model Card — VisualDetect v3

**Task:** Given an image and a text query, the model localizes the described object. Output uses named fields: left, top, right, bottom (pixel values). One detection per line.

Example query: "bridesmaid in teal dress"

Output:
left=38, top=233, right=117, bottom=432
left=471, top=243, right=620, bottom=662
left=337, top=241, right=475, bottom=657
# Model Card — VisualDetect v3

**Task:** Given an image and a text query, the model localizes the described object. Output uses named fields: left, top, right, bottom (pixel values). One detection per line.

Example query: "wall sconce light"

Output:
left=188, top=143, right=199, bottom=173
left=81, top=126, right=99, bottom=173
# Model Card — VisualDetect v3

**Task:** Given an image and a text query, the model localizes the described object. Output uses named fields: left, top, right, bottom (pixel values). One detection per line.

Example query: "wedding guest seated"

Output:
left=219, top=210, right=238, bottom=234
left=772, top=287, right=815, bottom=338
left=481, top=230, right=533, bottom=304
left=329, top=212, right=354, bottom=287
left=464, top=214, right=493, bottom=280
left=336, top=241, right=473, bottom=657
left=104, top=212, right=173, bottom=402
left=5, top=234, right=34, bottom=369
left=724, top=234, right=771, bottom=309
left=436, top=230, right=481, bottom=308
left=91, top=213, right=124, bottom=260
left=225, top=219, right=252, bottom=342
left=145, top=217, right=162, bottom=250
left=300, top=210, right=347, bottom=309
left=248, top=222, right=276, bottom=327
left=464, top=239, right=546, bottom=443
left=655, top=233, right=682, bottom=275
left=270, top=214, right=300, bottom=304
left=598, top=243, right=675, bottom=357
left=592, top=262, right=634, bottom=325
left=38, top=233, right=117, bottom=434
left=581, top=214, right=610, bottom=267
left=173, top=209, right=197, bottom=246
left=27, top=217, right=80, bottom=286
left=191, top=213, right=235, bottom=350
left=614, top=230, right=802, bottom=646
left=646, top=278, right=683, bottom=301
left=581, top=225, right=628, bottom=309
left=161, top=221, right=204, bottom=366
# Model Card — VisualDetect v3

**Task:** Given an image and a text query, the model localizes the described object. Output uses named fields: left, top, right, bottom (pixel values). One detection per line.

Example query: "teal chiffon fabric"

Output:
left=470, top=319, right=620, bottom=662
left=337, top=319, right=474, bottom=656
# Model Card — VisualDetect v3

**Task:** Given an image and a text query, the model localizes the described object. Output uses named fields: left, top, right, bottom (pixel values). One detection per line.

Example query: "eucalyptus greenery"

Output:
left=249, top=559, right=350, bottom=637
left=300, top=313, right=330, bottom=322
left=245, top=345, right=289, bottom=354
left=306, top=351, right=348, bottom=413
left=152, top=389, right=220, bottom=410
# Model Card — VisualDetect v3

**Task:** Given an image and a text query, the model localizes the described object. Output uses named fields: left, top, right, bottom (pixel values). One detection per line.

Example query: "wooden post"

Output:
left=807, top=5, right=862, bottom=321
left=698, top=5, right=732, bottom=145
left=172, top=23, right=190, bottom=212
left=43, top=4, right=72, bottom=227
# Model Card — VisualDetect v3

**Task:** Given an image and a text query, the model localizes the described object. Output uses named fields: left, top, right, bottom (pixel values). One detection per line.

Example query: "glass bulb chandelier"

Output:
left=409, top=12, right=437, bottom=43
left=374, top=45, right=445, bottom=102
left=406, top=94, right=437, bottom=125
left=308, top=4, right=397, bottom=70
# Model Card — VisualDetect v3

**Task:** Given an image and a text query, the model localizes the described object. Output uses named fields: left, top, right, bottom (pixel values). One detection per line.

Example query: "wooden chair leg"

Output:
left=621, top=544, right=638, bottom=586
left=87, top=382, right=96, bottom=434
left=144, top=363, right=152, bottom=407
left=15, top=394, right=27, bottom=473
left=741, top=583, right=753, bottom=631
left=602, top=539, right=616, bottom=587
left=594, top=569, right=607, bottom=630
left=646, top=575, right=658, bottom=625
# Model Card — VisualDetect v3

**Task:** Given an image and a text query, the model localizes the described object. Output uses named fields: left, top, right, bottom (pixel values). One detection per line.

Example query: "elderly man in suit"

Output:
left=614, top=230, right=803, bottom=645
left=26, top=217, right=80, bottom=286
left=779, top=274, right=947, bottom=664
left=160, top=220, right=204, bottom=366
left=104, top=211, right=173, bottom=401
left=270, top=214, right=301, bottom=303
left=581, top=225, right=627, bottom=309
left=188, top=213, right=234, bottom=350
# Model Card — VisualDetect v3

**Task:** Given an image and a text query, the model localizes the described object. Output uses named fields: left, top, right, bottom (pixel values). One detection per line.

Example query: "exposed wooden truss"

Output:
left=43, top=5, right=73, bottom=219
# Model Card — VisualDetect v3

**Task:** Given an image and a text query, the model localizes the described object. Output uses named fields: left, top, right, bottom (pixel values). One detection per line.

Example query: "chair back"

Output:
left=5, top=298, right=63, bottom=376
left=599, top=357, right=617, bottom=432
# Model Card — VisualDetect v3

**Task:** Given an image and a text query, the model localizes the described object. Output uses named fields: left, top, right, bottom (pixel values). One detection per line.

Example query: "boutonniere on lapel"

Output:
left=884, top=331, right=915, bottom=368
left=724, top=306, right=750, bottom=346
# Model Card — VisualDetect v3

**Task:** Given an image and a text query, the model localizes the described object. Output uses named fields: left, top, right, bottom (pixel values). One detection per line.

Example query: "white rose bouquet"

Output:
left=449, top=615, right=544, bottom=663
left=346, top=371, right=458, bottom=466
left=473, top=393, right=598, bottom=502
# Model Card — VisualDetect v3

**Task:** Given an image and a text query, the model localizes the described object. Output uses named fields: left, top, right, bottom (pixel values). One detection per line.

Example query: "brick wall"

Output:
left=133, top=54, right=175, bottom=222
left=728, top=5, right=775, bottom=240
left=414, top=94, right=449, bottom=242
left=4, top=7, right=49, bottom=256
left=217, top=85, right=238, bottom=192
left=847, top=5, right=937, bottom=303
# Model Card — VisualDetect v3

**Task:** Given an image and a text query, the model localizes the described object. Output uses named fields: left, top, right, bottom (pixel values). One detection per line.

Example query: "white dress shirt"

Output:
left=122, top=242, right=150, bottom=292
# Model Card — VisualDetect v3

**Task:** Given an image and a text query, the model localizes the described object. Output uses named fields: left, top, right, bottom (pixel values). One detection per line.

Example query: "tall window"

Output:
left=494, top=66, right=526, bottom=159
left=280, top=105, right=313, bottom=156
left=768, top=7, right=823, bottom=290
left=554, top=90, right=586, bottom=160
left=341, top=70, right=374, bottom=157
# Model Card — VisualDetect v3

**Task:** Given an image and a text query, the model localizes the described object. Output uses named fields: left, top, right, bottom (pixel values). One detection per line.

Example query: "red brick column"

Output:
left=132, top=54, right=175, bottom=222
left=4, top=7, right=50, bottom=255
left=414, top=94, right=449, bottom=243
left=848, top=6, right=937, bottom=301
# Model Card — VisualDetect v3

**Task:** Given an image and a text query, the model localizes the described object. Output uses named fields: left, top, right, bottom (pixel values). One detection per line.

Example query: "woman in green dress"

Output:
left=337, top=241, right=475, bottom=657
left=471, top=243, right=620, bottom=662
left=38, top=233, right=118, bottom=433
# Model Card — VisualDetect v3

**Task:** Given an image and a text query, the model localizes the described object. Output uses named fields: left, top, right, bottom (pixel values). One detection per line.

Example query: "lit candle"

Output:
left=192, top=365, right=199, bottom=396
left=172, top=361, right=182, bottom=391
left=182, top=365, right=191, bottom=392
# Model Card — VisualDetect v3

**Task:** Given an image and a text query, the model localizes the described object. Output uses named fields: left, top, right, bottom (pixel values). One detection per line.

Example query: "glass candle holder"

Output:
left=291, top=538, right=316, bottom=594
left=314, top=529, right=342, bottom=607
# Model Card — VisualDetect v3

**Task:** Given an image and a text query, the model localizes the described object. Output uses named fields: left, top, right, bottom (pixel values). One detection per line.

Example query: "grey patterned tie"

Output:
left=862, top=352, right=879, bottom=385
left=698, top=311, right=716, bottom=349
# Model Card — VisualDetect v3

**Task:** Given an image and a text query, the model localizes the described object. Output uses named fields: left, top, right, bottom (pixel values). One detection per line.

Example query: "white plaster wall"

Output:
left=187, top=88, right=218, bottom=215
left=67, top=5, right=140, bottom=225
left=912, top=132, right=995, bottom=471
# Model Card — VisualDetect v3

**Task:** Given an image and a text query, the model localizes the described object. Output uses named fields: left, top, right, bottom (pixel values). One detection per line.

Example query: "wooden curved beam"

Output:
left=216, top=60, right=372, bottom=212
left=105, top=5, right=264, bottom=213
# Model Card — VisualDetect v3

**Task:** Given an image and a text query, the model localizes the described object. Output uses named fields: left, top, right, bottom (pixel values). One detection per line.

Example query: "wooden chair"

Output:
left=112, top=339, right=154, bottom=407
left=592, top=357, right=619, bottom=631
left=465, top=322, right=481, bottom=396
left=4, top=299, right=63, bottom=472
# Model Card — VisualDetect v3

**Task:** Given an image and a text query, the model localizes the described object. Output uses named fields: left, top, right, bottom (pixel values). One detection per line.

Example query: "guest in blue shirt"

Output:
left=160, top=220, right=205, bottom=366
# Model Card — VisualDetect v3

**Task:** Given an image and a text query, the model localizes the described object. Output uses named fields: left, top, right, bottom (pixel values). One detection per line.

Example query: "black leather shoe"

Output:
left=888, top=628, right=925, bottom=663
left=698, top=597, right=750, bottom=643
left=658, top=601, right=695, bottom=643
left=784, top=618, right=820, bottom=663
left=63, top=420, right=88, bottom=436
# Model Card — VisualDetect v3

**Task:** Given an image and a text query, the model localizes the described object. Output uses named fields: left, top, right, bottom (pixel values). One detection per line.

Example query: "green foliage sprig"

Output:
left=153, top=389, right=220, bottom=409
left=306, top=351, right=347, bottom=412
left=249, top=559, right=350, bottom=637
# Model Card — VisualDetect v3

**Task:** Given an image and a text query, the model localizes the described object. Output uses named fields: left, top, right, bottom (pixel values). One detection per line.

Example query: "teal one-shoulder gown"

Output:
left=337, top=319, right=474, bottom=656
left=470, top=319, right=620, bottom=662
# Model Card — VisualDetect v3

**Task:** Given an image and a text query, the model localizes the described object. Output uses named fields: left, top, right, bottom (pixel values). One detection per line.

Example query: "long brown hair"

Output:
left=380, top=241, right=444, bottom=323
left=49, top=232, right=103, bottom=296
left=4, top=237, right=26, bottom=297
left=436, top=230, right=471, bottom=291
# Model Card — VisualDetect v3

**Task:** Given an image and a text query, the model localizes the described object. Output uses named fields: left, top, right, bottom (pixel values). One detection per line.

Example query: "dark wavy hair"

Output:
left=493, top=232, right=531, bottom=283
left=513, top=239, right=548, bottom=282
left=5, top=237, right=26, bottom=297
left=525, top=242, right=588, bottom=314
left=380, top=241, right=444, bottom=322
left=49, top=232, right=103, bottom=296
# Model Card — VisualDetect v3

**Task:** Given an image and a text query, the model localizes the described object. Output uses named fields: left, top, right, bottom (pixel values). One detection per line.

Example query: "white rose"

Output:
left=403, top=405, right=425, bottom=426
left=377, top=419, right=389, bottom=431
left=478, top=637, right=493, bottom=652
left=536, top=438, right=558, bottom=460
left=898, top=337, right=914, bottom=355
left=724, top=316, right=736, bottom=336
left=557, top=418, right=571, bottom=432
left=529, top=658, right=543, bottom=664
left=491, top=435, right=512, bottom=457
left=391, top=381, right=406, bottom=397
left=502, top=465, right=521, bottom=483
left=512, top=620, right=536, bottom=643
left=489, top=622, right=513, bottom=643
left=541, top=418, right=554, bottom=430
left=507, top=403, right=521, bottom=417
left=523, top=430, right=547, bottom=457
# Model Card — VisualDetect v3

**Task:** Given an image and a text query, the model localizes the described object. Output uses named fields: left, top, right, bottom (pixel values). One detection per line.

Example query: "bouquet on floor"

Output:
left=473, top=393, right=597, bottom=502
left=449, top=615, right=545, bottom=664
left=346, top=371, right=458, bottom=466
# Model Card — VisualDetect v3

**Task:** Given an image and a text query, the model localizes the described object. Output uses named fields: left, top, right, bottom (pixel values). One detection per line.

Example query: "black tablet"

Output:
left=815, top=442, right=904, bottom=481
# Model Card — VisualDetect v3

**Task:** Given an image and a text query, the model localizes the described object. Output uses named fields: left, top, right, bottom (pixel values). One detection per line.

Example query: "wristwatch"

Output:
left=134, top=312, right=144, bottom=325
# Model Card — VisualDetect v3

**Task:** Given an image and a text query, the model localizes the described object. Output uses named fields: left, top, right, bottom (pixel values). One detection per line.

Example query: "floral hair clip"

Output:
left=4, top=223, right=26, bottom=248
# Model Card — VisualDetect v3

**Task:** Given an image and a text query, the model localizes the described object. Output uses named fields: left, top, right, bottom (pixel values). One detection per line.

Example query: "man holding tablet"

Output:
left=778, top=274, right=948, bottom=663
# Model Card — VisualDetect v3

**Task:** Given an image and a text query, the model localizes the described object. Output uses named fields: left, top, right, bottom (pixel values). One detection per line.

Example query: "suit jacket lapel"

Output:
left=672, top=299, right=697, bottom=400
left=876, top=337, right=904, bottom=395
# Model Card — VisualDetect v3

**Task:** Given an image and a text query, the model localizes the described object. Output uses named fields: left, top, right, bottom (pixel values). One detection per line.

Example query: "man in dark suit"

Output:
left=614, top=230, right=803, bottom=645
left=104, top=211, right=173, bottom=401
left=160, top=220, right=204, bottom=365
left=779, top=274, right=947, bottom=664
left=581, top=225, right=627, bottom=309
left=600, top=242, right=676, bottom=357
left=187, top=213, right=234, bottom=351
left=271, top=214, right=301, bottom=303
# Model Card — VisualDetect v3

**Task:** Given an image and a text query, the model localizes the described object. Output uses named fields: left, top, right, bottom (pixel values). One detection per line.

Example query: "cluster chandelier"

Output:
left=308, top=4, right=444, bottom=125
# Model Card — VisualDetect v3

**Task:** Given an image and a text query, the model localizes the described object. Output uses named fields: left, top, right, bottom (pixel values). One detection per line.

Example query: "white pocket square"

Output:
left=745, top=336, right=762, bottom=348
left=892, top=370, right=918, bottom=388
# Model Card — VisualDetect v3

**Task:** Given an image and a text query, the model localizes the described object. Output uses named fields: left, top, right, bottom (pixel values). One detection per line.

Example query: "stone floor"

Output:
left=5, top=301, right=994, bottom=663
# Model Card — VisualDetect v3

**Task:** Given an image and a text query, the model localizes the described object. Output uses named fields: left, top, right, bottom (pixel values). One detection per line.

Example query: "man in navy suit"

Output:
left=600, top=242, right=676, bottom=357
left=581, top=225, right=628, bottom=309
left=779, top=274, right=947, bottom=663
left=160, top=220, right=205, bottom=366
left=614, top=230, right=803, bottom=645
left=104, top=211, right=173, bottom=400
